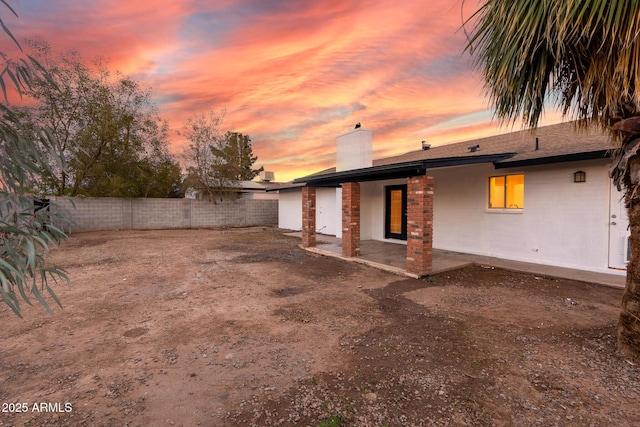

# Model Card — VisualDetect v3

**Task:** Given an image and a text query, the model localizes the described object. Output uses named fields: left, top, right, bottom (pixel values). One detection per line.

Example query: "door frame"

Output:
left=384, top=185, right=407, bottom=240
left=609, top=181, right=630, bottom=269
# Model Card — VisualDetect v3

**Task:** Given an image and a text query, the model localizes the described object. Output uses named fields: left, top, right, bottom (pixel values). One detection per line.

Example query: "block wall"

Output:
left=50, top=197, right=278, bottom=232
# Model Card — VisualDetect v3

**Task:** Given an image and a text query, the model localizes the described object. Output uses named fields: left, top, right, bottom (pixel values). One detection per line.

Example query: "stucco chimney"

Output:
left=336, top=127, right=373, bottom=172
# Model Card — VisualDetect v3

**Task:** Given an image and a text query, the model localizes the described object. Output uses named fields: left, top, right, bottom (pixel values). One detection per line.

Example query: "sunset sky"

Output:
left=6, top=0, right=564, bottom=182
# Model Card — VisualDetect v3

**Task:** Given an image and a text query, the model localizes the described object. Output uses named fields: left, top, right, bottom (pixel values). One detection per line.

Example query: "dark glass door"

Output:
left=385, top=185, right=407, bottom=240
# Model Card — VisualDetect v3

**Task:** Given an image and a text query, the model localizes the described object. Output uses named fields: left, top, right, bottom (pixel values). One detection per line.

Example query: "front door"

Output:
left=609, top=182, right=630, bottom=269
left=385, top=185, right=407, bottom=240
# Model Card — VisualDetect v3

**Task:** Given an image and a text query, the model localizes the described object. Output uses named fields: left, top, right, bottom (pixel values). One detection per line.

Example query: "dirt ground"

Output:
left=0, top=227, right=638, bottom=427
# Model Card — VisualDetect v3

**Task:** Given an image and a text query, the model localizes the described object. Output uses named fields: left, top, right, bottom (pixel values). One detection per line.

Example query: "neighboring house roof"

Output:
left=239, top=180, right=267, bottom=191
left=293, top=121, right=613, bottom=187
left=265, top=182, right=307, bottom=192
left=186, top=181, right=270, bottom=196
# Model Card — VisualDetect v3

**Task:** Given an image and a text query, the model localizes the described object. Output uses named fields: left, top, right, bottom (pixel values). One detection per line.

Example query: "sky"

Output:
left=5, top=0, right=564, bottom=182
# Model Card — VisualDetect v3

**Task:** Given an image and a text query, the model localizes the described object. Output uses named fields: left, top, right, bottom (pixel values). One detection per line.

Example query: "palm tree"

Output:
left=465, top=0, right=640, bottom=361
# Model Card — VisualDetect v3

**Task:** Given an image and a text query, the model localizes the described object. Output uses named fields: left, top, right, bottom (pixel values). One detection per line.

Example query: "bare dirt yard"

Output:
left=1, top=228, right=638, bottom=426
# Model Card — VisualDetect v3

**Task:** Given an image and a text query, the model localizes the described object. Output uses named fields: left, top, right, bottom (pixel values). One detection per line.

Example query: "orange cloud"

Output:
left=8, top=0, right=563, bottom=183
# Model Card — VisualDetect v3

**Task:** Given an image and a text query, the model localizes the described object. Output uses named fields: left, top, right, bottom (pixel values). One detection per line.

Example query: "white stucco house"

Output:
left=185, top=179, right=279, bottom=200
left=274, top=122, right=628, bottom=276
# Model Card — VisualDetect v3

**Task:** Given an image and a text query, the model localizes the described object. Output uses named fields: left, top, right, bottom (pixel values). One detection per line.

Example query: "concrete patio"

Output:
left=285, top=232, right=626, bottom=289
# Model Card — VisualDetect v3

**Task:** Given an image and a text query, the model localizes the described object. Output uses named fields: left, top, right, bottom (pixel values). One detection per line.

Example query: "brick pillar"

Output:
left=342, top=182, right=360, bottom=257
left=301, top=187, right=316, bottom=247
left=406, top=175, right=434, bottom=276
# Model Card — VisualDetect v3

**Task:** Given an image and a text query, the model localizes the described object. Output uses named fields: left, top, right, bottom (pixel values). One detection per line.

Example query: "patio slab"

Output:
left=285, top=232, right=625, bottom=288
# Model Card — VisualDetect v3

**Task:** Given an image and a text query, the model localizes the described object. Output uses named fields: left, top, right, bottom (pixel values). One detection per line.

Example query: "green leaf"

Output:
left=30, top=282, right=52, bottom=314
left=44, top=267, right=71, bottom=288
left=23, top=238, right=37, bottom=271
left=0, top=67, right=7, bottom=100
left=0, top=254, right=22, bottom=277
left=45, top=283, right=63, bottom=309
left=0, top=17, right=21, bottom=52
left=15, top=273, right=33, bottom=308
left=0, top=284, right=22, bottom=318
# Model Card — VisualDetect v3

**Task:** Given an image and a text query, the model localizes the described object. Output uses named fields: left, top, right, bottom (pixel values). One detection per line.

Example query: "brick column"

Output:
left=301, top=186, right=316, bottom=247
left=406, top=175, right=434, bottom=276
left=342, top=182, right=360, bottom=257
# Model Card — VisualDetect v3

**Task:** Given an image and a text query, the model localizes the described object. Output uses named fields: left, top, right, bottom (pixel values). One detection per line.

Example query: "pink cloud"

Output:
left=6, top=0, right=555, bottom=183
left=9, top=0, right=191, bottom=75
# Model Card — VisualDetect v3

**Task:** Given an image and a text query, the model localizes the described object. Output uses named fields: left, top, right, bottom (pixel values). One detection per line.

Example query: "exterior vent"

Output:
left=260, top=171, right=275, bottom=182
left=468, top=144, right=480, bottom=153
left=422, top=141, right=431, bottom=150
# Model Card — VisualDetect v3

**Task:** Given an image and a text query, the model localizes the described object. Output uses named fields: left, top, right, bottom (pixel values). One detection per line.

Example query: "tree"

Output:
left=0, top=1, right=69, bottom=317
left=224, top=131, right=264, bottom=181
left=136, top=156, right=184, bottom=198
left=182, top=110, right=230, bottom=201
left=465, top=0, right=640, bottom=360
left=19, top=42, right=182, bottom=198
left=183, top=111, right=262, bottom=201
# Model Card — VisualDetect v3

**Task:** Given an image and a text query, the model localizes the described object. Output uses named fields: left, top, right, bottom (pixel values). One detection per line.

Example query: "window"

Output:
left=385, top=185, right=407, bottom=240
left=489, top=174, right=524, bottom=209
left=389, top=189, right=403, bottom=234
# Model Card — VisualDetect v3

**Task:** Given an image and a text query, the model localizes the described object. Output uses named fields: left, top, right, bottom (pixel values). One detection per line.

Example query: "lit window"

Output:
left=489, top=174, right=524, bottom=209
left=389, top=189, right=403, bottom=234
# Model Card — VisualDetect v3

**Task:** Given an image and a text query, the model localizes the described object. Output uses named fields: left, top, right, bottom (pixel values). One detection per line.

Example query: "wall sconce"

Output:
left=573, top=170, right=586, bottom=183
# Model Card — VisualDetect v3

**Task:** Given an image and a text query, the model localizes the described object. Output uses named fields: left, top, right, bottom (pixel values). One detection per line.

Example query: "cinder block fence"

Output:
left=50, top=197, right=278, bottom=233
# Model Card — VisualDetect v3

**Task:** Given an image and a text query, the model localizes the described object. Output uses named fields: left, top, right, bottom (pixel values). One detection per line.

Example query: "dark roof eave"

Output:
left=494, top=150, right=611, bottom=169
left=296, top=153, right=515, bottom=186
left=265, top=182, right=306, bottom=192
left=295, top=161, right=426, bottom=187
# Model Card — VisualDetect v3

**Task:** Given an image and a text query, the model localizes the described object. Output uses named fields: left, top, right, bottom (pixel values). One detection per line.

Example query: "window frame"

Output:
left=384, top=185, right=407, bottom=240
left=487, top=173, right=524, bottom=211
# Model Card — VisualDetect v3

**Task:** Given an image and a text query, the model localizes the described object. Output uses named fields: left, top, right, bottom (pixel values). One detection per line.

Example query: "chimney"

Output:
left=336, top=126, right=373, bottom=172
left=259, top=171, right=275, bottom=182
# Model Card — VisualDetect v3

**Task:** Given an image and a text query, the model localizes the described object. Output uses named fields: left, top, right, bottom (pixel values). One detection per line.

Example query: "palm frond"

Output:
left=465, top=0, right=640, bottom=130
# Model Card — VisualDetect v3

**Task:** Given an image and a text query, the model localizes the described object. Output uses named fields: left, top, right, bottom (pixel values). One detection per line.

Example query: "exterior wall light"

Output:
left=574, top=170, right=586, bottom=183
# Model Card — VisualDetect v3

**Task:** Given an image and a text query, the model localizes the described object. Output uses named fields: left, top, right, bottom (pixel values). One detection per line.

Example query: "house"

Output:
left=185, top=172, right=279, bottom=201
left=276, top=122, right=628, bottom=277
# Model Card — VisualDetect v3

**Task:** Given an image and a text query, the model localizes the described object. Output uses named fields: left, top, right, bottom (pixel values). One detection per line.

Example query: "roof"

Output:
left=188, top=181, right=271, bottom=194
left=294, top=121, right=613, bottom=186
left=237, top=180, right=265, bottom=190
left=377, top=121, right=610, bottom=166
left=265, top=182, right=306, bottom=192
